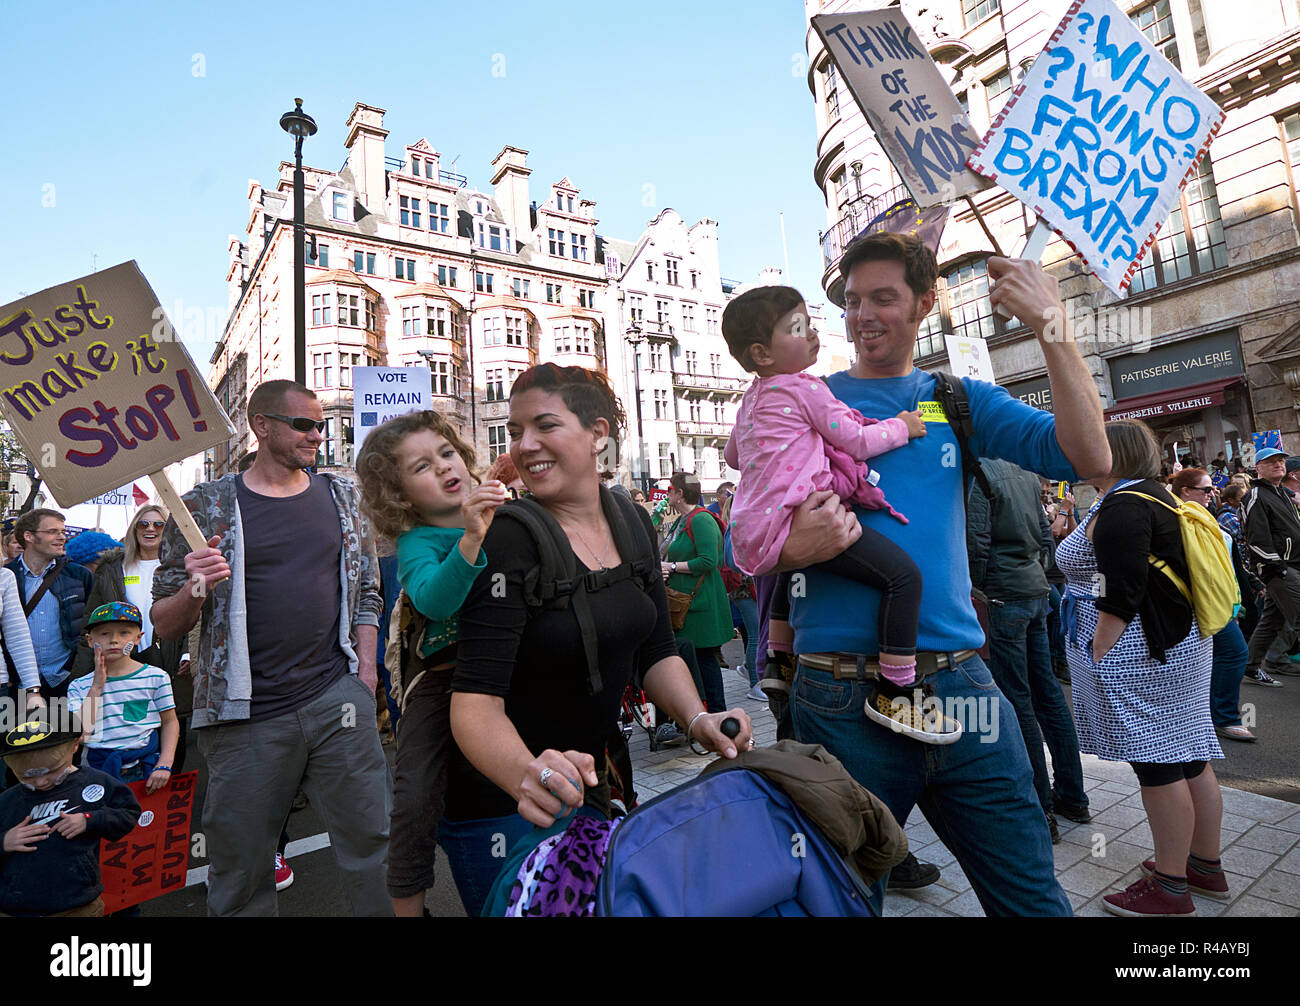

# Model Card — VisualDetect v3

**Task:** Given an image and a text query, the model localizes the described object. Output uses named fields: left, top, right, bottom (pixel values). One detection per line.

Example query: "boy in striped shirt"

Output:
left=68, top=602, right=178, bottom=794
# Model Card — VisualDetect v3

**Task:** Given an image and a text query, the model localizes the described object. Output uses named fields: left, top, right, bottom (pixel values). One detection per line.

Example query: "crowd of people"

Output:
left=0, top=231, right=1289, bottom=918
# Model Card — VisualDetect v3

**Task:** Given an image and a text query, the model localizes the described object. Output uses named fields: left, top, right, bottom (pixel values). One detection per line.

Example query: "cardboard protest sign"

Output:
left=353, top=366, right=432, bottom=451
left=813, top=10, right=992, bottom=208
left=99, top=770, right=197, bottom=913
left=63, top=481, right=152, bottom=539
left=945, top=335, right=996, bottom=383
left=967, top=0, right=1225, bottom=293
left=0, top=263, right=233, bottom=507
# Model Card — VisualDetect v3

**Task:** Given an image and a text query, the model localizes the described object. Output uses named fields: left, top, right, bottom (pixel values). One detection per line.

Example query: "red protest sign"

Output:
left=99, top=770, right=196, bottom=913
left=649, top=488, right=669, bottom=502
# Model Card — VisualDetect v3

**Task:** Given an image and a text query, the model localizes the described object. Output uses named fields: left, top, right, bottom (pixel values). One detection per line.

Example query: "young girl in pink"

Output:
left=722, top=285, right=952, bottom=742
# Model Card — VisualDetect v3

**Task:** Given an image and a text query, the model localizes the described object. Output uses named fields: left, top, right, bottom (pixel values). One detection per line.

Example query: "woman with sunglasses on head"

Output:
left=84, top=503, right=193, bottom=771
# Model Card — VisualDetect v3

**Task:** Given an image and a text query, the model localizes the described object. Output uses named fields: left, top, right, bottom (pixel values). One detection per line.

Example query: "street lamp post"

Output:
left=279, top=98, right=317, bottom=387
left=626, top=324, right=650, bottom=493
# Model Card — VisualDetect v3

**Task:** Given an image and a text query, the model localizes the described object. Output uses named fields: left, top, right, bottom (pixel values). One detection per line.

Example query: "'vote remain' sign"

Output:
left=0, top=263, right=233, bottom=506
left=813, top=9, right=992, bottom=209
left=353, top=366, right=433, bottom=452
left=967, top=0, right=1224, bottom=294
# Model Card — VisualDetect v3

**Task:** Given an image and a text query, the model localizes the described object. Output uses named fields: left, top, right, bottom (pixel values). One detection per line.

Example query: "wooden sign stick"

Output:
left=964, top=196, right=1006, bottom=258
left=148, top=469, right=209, bottom=551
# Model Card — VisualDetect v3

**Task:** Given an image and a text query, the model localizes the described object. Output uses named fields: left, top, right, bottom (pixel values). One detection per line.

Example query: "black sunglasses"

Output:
left=259, top=413, right=326, bottom=433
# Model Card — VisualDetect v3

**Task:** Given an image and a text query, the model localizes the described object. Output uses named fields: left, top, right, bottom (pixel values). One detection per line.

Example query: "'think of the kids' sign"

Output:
left=966, top=0, right=1225, bottom=294
left=0, top=262, right=234, bottom=507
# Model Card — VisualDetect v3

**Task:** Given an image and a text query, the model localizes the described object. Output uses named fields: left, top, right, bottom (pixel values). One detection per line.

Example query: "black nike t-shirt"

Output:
left=237, top=474, right=347, bottom=721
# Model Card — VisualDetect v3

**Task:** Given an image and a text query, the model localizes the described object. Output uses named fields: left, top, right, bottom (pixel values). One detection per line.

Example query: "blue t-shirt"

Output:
left=791, top=369, right=1077, bottom=656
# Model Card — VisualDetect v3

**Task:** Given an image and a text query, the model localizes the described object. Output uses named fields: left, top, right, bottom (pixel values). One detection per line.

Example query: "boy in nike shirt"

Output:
left=0, top=723, right=139, bottom=916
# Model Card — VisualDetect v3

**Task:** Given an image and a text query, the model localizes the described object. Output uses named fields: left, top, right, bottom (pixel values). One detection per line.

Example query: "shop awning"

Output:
left=1104, top=376, right=1243, bottom=422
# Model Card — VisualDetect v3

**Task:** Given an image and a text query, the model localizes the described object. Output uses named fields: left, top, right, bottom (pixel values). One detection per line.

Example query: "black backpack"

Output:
left=386, top=486, right=661, bottom=707
left=480, top=486, right=662, bottom=696
left=928, top=370, right=992, bottom=504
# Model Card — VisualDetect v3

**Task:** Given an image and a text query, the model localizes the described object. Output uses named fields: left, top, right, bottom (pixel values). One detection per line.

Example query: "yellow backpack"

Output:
left=1114, top=491, right=1237, bottom=638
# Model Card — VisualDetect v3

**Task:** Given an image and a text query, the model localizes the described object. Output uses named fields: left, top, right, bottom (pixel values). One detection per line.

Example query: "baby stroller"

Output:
left=490, top=730, right=905, bottom=917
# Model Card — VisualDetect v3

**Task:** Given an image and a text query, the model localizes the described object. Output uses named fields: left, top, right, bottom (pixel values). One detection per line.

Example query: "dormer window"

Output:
left=411, top=156, right=421, bottom=176
left=425, top=160, right=434, bottom=179
left=332, top=192, right=349, bottom=221
left=475, top=199, right=485, bottom=215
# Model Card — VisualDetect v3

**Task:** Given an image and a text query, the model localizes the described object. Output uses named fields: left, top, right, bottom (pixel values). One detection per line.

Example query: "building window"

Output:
left=915, top=302, right=946, bottom=360
left=705, top=307, right=719, bottom=335
left=366, top=298, right=375, bottom=332
left=548, top=228, right=566, bottom=258
left=571, top=234, right=587, bottom=261
left=647, top=261, right=656, bottom=282
left=430, top=359, right=460, bottom=397
left=306, top=241, right=328, bottom=268
left=666, top=258, right=679, bottom=285
left=682, top=304, right=696, bottom=331
left=690, top=270, right=698, bottom=289
left=513, top=277, right=531, bottom=299
left=984, top=70, right=1012, bottom=118
left=332, top=192, right=349, bottom=221
left=962, top=0, right=1000, bottom=28
left=483, top=315, right=503, bottom=347
left=395, top=258, right=416, bottom=280
left=658, top=442, right=673, bottom=478
left=426, top=160, right=435, bottom=179
left=488, top=423, right=508, bottom=461
left=689, top=399, right=702, bottom=423
left=353, top=251, right=376, bottom=275
left=709, top=353, right=721, bottom=377
left=656, top=299, right=672, bottom=326
left=506, top=315, right=526, bottom=347
left=546, top=283, right=562, bottom=304
left=311, top=293, right=332, bottom=327
left=426, top=302, right=450, bottom=338
left=685, top=350, right=697, bottom=373
left=400, top=195, right=421, bottom=228
left=1283, top=113, right=1300, bottom=229
left=475, top=271, right=494, bottom=294
left=339, top=352, right=359, bottom=388
left=652, top=389, right=668, bottom=420
left=649, top=344, right=664, bottom=370
left=945, top=260, right=998, bottom=340
left=825, top=63, right=841, bottom=121
left=430, top=203, right=450, bottom=233
left=555, top=325, right=571, bottom=355
left=402, top=304, right=422, bottom=336
left=1127, top=157, right=1227, bottom=293
left=323, top=417, right=339, bottom=466
left=1131, top=0, right=1179, bottom=70
left=313, top=352, right=334, bottom=388
left=629, top=295, right=644, bottom=322
left=437, top=264, right=457, bottom=287
left=410, top=157, right=420, bottom=177
left=487, top=225, right=505, bottom=251
left=573, top=323, right=592, bottom=354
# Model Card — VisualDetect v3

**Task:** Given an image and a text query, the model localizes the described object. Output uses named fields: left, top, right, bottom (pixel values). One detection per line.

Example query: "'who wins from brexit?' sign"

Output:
left=0, top=263, right=233, bottom=506
left=353, top=366, right=433, bottom=452
left=812, top=9, right=992, bottom=208
left=966, top=0, right=1225, bottom=294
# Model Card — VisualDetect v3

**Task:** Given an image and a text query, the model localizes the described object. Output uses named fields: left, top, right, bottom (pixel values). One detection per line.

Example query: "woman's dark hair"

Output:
left=670, top=471, right=702, bottom=506
left=1220, top=483, right=1244, bottom=505
left=1170, top=468, right=1209, bottom=499
left=721, top=285, right=805, bottom=372
left=356, top=410, right=480, bottom=540
left=509, top=363, right=625, bottom=449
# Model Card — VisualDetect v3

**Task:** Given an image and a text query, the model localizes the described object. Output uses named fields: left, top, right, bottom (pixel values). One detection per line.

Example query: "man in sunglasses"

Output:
left=5, top=508, right=93, bottom=700
left=152, top=379, right=390, bottom=916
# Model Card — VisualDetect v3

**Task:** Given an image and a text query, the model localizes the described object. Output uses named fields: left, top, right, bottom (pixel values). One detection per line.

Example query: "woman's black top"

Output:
left=447, top=503, right=677, bottom=821
left=1092, top=477, right=1193, bottom=662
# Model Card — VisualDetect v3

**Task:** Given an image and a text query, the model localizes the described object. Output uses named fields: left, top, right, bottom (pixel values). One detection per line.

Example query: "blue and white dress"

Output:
left=1055, top=494, right=1221, bottom=763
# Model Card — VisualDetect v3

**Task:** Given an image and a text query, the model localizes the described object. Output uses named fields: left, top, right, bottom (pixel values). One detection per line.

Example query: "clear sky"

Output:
left=0, top=0, right=835, bottom=369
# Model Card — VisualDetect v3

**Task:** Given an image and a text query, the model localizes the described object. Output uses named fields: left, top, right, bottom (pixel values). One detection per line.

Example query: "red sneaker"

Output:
left=274, top=853, right=294, bottom=892
left=1141, top=859, right=1229, bottom=900
left=1103, top=876, right=1195, bottom=917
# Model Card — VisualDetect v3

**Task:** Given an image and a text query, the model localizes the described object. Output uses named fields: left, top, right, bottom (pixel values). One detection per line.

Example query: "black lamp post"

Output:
left=279, top=98, right=317, bottom=387
left=626, top=324, right=650, bottom=493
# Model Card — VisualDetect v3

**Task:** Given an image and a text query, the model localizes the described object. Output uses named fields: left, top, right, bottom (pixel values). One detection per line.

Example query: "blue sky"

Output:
left=0, top=0, right=835, bottom=369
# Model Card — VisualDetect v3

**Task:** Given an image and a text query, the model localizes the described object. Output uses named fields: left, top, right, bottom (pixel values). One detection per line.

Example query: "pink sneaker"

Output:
left=1103, top=876, right=1195, bottom=917
left=1140, top=859, right=1229, bottom=900
left=274, top=852, right=294, bottom=892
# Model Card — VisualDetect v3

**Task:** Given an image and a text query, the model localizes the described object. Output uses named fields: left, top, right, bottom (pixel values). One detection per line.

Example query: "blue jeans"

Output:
left=732, top=596, right=760, bottom=685
left=791, top=653, right=1071, bottom=916
left=1210, top=618, right=1247, bottom=728
left=439, top=813, right=535, bottom=917
left=986, top=596, right=1088, bottom=814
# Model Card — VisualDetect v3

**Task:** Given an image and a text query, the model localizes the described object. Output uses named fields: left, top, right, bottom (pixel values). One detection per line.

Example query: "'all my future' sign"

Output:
left=967, top=0, right=1225, bottom=293
left=0, top=263, right=233, bottom=506
left=812, top=9, right=992, bottom=209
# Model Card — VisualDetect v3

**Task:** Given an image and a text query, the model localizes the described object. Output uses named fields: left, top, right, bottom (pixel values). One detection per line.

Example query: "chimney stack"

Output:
left=344, top=103, right=389, bottom=211
left=491, top=146, right=531, bottom=247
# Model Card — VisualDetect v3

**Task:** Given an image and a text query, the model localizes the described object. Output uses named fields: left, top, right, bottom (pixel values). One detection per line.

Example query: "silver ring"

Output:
left=747, top=739, right=755, bottom=750
left=538, top=767, right=554, bottom=788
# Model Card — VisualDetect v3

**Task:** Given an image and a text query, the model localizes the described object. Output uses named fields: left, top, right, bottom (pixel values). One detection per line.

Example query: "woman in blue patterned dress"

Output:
left=1056, top=419, right=1224, bottom=918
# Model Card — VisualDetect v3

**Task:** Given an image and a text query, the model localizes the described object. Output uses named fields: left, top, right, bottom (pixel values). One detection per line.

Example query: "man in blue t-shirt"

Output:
left=745, top=233, right=1111, bottom=916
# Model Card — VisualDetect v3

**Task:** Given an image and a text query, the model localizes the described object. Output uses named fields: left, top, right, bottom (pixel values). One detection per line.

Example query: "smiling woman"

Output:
left=445, top=362, right=753, bottom=916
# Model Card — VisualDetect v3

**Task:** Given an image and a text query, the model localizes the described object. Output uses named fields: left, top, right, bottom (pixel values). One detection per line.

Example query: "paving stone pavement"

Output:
left=625, top=640, right=1300, bottom=917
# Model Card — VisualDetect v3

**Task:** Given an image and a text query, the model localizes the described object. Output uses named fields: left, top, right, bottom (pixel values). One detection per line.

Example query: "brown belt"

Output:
left=798, top=649, right=978, bottom=681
